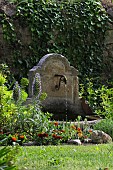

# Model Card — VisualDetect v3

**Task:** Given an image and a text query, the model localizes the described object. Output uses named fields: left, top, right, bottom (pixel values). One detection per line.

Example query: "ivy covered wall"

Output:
left=0, top=0, right=113, bottom=85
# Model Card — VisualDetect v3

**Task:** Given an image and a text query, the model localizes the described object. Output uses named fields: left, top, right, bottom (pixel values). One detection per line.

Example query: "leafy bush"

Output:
left=93, top=119, right=113, bottom=139
left=0, top=73, right=16, bottom=129
left=0, top=64, right=15, bottom=89
left=0, top=71, right=52, bottom=144
left=80, top=78, right=113, bottom=119
left=0, top=72, right=29, bottom=131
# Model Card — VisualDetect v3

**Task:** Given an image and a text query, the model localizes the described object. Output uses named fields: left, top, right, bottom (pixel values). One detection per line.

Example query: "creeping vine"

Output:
left=0, top=0, right=109, bottom=85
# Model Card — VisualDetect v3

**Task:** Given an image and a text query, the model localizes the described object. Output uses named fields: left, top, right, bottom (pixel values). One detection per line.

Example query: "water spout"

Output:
left=54, top=74, right=67, bottom=90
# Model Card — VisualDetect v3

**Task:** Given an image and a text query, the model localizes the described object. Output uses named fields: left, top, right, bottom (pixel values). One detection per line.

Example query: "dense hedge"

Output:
left=0, top=0, right=109, bottom=84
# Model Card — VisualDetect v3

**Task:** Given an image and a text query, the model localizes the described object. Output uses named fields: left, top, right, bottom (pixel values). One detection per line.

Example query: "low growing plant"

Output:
left=0, top=72, right=29, bottom=133
left=0, top=71, right=53, bottom=145
left=34, top=120, right=93, bottom=145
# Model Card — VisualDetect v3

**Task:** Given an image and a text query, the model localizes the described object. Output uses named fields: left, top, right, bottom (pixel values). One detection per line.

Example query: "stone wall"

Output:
left=0, top=0, right=113, bottom=82
left=103, top=22, right=113, bottom=82
left=102, top=0, right=113, bottom=82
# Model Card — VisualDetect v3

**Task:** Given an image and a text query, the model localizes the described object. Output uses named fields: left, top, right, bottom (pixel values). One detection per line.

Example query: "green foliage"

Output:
left=39, top=92, right=47, bottom=101
left=32, top=74, right=41, bottom=97
left=0, top=75, right=16, bottom=129
left=0, top=146, right=19, bottom=169
left=0, top=64, right=15, bottom=89
left=80, top=78, right=113, bottom=119
left=0, top=72, right=28, bottom=132
left=0, top=73, right=6, bottom=86
left=20, top=78, right=29, bottom=90
left=97, top=85, right=113, bottom=119
left=0, top=0, right=109, bottom=83
left=93, top=119, right=113, bottom=139
left=13, top=82, right=21, bottom=102
left=0, top=72, right=51, bottom=143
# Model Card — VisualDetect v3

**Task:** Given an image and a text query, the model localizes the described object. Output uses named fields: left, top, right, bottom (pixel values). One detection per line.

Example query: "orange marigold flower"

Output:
left=84, top=135, right=88, bottom=139
left=52, top=134, right=62, bottom=139
left=38, top=133, right=48, bottom=138
left=44, top=133, right=48, bottom=137
left=77, top=132, right=83, bottom=138
left=11, top=137, right=17, bottom=142
left=71, top=125, right=76, bottom=130
left=77, top=127, right=81, bottom=132
left=55, top=135, right=62, bottom=139
left=52, top=134, right=57, bottom=138
left=19, top=135, right=25, bottom=139
left=54, top=122, right=59, bottom=126
left=89, top=129, right=93, bottom=133
left=53, top=130, right=65, bottom=133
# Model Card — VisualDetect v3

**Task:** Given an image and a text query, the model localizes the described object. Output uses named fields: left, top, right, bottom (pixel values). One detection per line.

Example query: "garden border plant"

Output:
left=79, top=78, right=113, bottom=119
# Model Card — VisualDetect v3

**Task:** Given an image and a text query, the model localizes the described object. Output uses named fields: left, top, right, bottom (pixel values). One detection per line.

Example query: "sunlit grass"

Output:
left=16, top=143, right=113, bottom=170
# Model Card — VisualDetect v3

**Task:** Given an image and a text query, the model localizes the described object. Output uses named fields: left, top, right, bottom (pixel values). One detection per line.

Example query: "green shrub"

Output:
left=0, top=71, right=52, bottom=144
left=20, top=78, right=29, bottom=91
left=80, top=78, right=113, bottom=119
left=93, top=119, right=113, bottom=139
left=0, top=64, right=15, bottom=89
left=0, top=73, right=6, bottom=86
left=0, top=74, right=16, bottom=129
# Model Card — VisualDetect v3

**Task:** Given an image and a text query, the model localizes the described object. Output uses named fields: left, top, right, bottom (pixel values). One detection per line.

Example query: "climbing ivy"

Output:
left=0, top=0, right=109, bottom=85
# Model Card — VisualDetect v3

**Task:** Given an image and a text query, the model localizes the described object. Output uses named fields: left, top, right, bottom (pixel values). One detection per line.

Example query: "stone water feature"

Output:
left=28, top=53, right=93, bottom=120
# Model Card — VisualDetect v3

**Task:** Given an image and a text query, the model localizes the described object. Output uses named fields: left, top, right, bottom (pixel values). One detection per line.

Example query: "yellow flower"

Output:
left=78, top=132, right=83, bottom=138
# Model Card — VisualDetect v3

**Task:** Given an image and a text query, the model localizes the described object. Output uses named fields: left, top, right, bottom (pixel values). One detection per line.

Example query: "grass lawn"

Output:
left=15, top=143, right=113, bottom=170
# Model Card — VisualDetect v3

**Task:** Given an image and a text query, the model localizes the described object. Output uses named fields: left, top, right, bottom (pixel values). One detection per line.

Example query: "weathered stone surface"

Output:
left=91, top=130, right=112, bottom=144
left=22, top=141, right=37, bottom=146
left=67, top=139, right=82, bottom=145
left=1, top=4, right=16, bottom=17
left=107, top=7, right=113, bottom=19
left=105, top=29, right=113, bottom=45
left=83, top=138, right=92, bottom=143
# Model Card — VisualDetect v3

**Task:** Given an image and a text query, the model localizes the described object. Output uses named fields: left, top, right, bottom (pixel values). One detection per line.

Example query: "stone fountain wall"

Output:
left=28, top=53, right=93, bottom=120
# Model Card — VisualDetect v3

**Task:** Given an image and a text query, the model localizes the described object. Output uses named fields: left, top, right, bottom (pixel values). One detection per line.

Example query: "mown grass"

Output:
left=15, top=143, right=113, bottom=170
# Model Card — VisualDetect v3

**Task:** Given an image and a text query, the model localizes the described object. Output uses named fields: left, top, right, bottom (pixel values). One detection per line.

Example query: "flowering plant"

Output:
left=7, top=134, right=26, bottom=145
left=34, top=120, right=93, bottom=145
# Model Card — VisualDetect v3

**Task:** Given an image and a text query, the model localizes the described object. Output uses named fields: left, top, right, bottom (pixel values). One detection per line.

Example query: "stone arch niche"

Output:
left=28, top=53, right=92, bottom=120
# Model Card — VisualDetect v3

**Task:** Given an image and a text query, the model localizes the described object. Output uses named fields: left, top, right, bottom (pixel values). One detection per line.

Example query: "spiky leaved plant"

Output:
left=32, top=73, right=41, bottom=99
left=13, top=81, right=21, bottom=102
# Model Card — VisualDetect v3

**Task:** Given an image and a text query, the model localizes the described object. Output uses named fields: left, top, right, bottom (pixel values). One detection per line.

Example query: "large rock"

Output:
left=91, top=130, right=112, bottom=144
left=67, top=139, right=82, bottom=145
